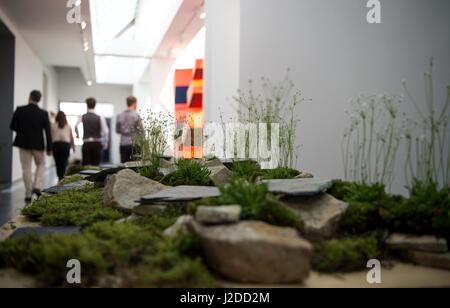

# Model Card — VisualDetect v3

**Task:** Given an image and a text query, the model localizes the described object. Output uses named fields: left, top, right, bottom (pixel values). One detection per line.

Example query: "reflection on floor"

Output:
left=0, top=169, right=58, bottom=226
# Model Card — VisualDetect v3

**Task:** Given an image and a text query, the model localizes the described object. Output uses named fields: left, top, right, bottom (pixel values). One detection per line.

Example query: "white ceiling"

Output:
left=0, top=0, right=94, bottom=82
left=0, top=0, right=205, bottom=85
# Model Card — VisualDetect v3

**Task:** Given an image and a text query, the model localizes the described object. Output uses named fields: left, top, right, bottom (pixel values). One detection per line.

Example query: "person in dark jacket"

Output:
left=10, top=90, right=53, bottom=203
left=75, top=97, right=109, bottom=166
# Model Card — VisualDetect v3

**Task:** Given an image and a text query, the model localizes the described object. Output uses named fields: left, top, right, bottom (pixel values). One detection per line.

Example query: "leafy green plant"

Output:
left=190, top=178, right=302, bottom=228
left=134, top=111, right=174, bottom=181
left=342, top=94, right=403, bottom=190
left=65, top=164, right=101, bottom=176
left=22, top=186, right=125, bottom=228
left=262, top=167, right=300, bottom=180
left=403, top=59, right=450, bottom=188
left=312, top=234, right=381, bottom=273
left=230, top=160, right=262, bottom=182
left=161, top=159, right=212, bottom=186
left=231, top=70, right=309, bottom=168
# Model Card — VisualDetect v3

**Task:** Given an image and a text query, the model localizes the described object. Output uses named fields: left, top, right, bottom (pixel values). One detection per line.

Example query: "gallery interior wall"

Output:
left=206, top=0, right=450, bottom=194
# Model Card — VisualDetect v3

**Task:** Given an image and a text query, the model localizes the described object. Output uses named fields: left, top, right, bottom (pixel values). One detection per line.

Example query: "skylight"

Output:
left=90, top=0, right=184, bottom=85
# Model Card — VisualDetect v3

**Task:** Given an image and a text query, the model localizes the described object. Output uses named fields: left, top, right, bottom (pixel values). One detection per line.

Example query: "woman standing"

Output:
left=51, top=111, right=75, bottom=180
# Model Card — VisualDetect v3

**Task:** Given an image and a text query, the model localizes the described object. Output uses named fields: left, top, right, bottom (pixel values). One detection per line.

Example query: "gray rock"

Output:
left=386, top=234, right=448, bottom=253
left=282, top=193, right=348, bottom=240
left=295, top=171, right=314, bottom=179
left=141, top=186, right=221, bottom=204
left=203, top=158, right=224, bottom=168
left=189, top=220, right=312, bottom=284
left=103, top=169, right=168, bottom=212
left=9, top=227, right=80, bottom=239
left=262, top=178, right=333, bottom=196
left=195, top=205, right=241, bottom=225
left=43, top=180, right=90, bottom=194
left=405, top=251, right=450, bottom=270
left=209, top=165, right=233, bottom=186
left=115, top=214, right=141, bottom=224
left=133, top=205, right=167, bottom=216
left=163, top=215, right=194, bottom=237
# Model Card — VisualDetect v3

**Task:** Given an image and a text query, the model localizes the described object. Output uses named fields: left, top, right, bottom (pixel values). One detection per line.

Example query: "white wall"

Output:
left=56, top=67, right=133, bottom=165
left=205, top=0, right=450, bottom=194
left=0, top=5, right=59, bottom=183
left=204, top=0, right=241, bottom=123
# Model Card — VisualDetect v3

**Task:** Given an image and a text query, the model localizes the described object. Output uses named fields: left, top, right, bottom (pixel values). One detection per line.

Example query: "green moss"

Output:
left=65, top=165, right=101, bottom=176
left=312, top=234, right=381, bottom=273
left=380, top=182, right=450, bottom=240
left=329, top=180, right=389, bottom=203
left=22, top=187, right=125, bottom=228
left=58, top=175, right=84, bottom=185
left=189, top=178, right=302, bottom=229
left=161, top=159, right=212, bottom=186
left=261, top=167, right=300, bottom=180
left=0, top=209, right=214, bottom=287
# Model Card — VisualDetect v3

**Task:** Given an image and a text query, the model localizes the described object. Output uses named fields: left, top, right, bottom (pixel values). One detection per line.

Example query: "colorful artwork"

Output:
left=174, top=59, right=204, bottom=159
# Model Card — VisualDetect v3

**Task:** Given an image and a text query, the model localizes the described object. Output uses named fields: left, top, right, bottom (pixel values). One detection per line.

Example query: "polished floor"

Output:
left=0, top=168, right=58, bottom=226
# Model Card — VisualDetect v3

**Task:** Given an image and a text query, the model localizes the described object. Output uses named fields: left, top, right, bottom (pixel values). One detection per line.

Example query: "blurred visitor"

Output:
left=76, top=97, right=109, bottom=166
left=52, top=111, right=75, bottom=180
left=116, top=96, right=142, bottom=163
left=10, top=90, right=53, bottom=203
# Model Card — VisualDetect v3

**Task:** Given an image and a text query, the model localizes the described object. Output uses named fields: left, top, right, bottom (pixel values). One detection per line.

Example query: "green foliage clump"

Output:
left=65, top=164, right=101, bottom=176
left=0, top=209, right=214, bottom=287
left=230, top=161, right=262, bottom=182
left=58, top=175, right=84, bottom=185
left=161, top=159, right=212, bottom=186
left=380, top=182, right=450, bottom=240
left=132, top=235, right=214, bottom=288
left=312, top=234, right=381, bottom=273
left=22, top=187, right=125, bottom=228
left=329, top=180, right=393, bottom=235
left=261, top=167, right=300, bottom=180
left=190, top=179, right=302, bottom=229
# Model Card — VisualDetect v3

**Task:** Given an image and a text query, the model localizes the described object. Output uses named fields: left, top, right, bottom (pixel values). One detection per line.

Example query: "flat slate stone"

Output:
left=9, top=227, right=80, bottom=239
left=43, top=180, right=90, bottom=194
left=141, top=186, right=220, bottom=204
left=86, top=167, right=125, bottom=182
left=79, top=169, right=102, bottom=176
left=261, top=178, right=333, bottom=196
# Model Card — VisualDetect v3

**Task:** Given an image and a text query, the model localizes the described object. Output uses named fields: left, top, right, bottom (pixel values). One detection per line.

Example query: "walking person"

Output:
left=116, top=96, right=142, bottom=163
left=10, top=90, right=53, bottom=203
left=52, top=111, right=75, bottom=181
left=76, top=97, right=109, bottom=166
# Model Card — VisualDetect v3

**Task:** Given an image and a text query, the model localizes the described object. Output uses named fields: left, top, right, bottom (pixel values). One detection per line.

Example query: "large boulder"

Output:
left=386, top=234, right=448, bottom=253
left=189, top=220, right=312, bottom=284
left=195, top=205, right=241, bottom=225
left=103, top=169, right=168, bottom=212
left=283, top=193, right=348, bottom=240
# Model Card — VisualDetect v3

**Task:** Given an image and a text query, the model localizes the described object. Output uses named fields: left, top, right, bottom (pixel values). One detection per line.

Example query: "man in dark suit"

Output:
left=10, top=90, right=53, bottom=203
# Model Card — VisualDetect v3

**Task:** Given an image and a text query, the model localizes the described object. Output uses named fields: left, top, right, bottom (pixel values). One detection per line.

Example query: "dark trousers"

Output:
left=120, top=145, right=133, bottom=163
left=82, top=142, right=102, bottom=166
left=53, top=142, right=71, bottom=180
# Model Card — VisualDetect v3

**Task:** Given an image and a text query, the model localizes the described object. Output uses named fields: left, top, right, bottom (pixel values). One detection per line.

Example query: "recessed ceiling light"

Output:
left=81, top=21, right=87, bottom=30
left=87, top=81, right=93, bottom=86
left=200, top=12, right=206, bottom=19
left=75, top=0, right=81, bottom=7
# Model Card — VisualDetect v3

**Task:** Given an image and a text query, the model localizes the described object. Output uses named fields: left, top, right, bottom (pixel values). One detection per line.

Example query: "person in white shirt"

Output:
left=75, top=97, right=109, bottom=166
left=51, top=111, right=75, bottom=180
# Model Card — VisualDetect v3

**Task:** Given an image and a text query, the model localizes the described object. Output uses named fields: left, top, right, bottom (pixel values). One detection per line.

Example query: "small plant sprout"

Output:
left=342, top=94, right=403, bottom=189
left=402, top=59, right=450, bottom=188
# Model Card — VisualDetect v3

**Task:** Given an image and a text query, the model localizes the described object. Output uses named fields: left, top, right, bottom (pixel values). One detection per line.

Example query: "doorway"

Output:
left=0, top=19, right=15, bottom=186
